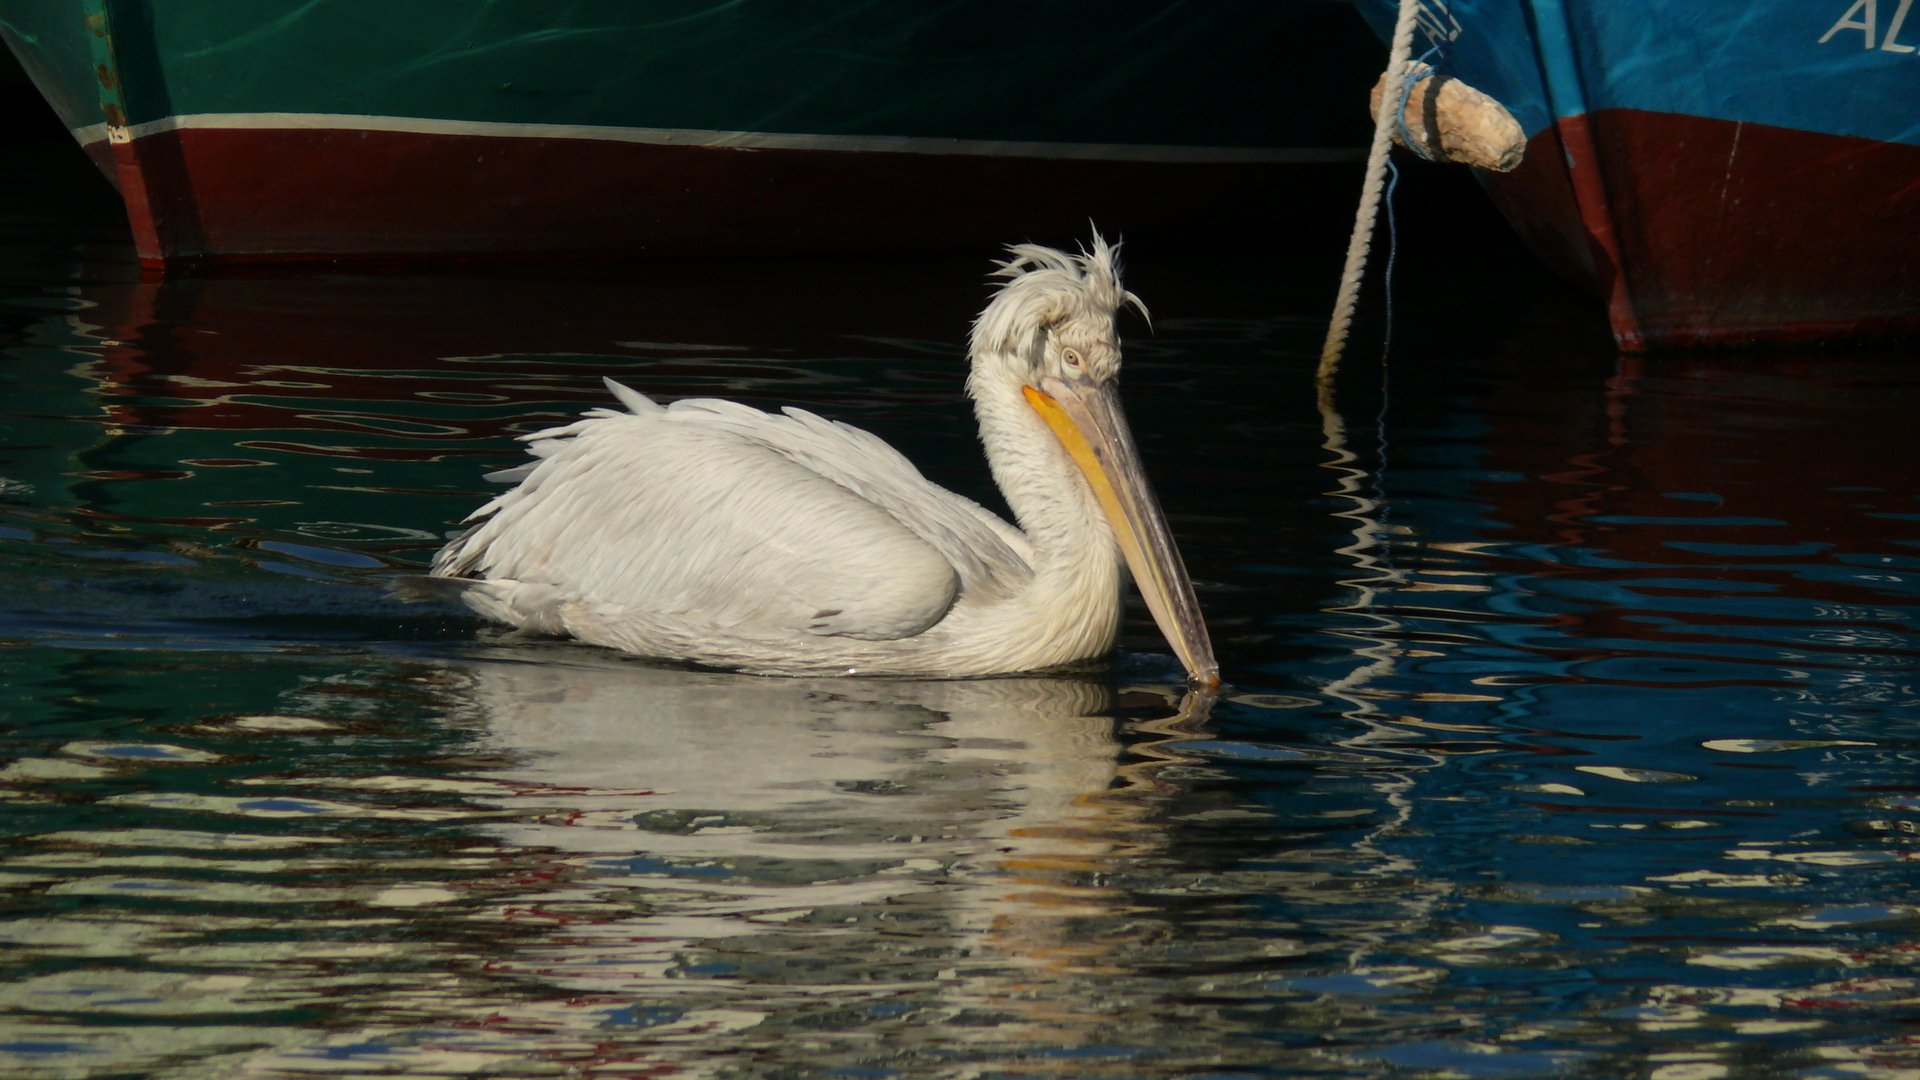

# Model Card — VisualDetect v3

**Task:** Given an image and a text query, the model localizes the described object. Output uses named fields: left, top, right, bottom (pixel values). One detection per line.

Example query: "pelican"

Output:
left=431, top=234, right=1218, bottom=686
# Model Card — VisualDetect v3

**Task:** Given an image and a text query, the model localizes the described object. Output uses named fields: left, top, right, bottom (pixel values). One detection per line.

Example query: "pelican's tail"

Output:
left=388, top=572, right=479, bottom=606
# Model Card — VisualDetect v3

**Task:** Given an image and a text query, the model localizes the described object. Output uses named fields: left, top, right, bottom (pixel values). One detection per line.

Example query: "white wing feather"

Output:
left=665, top=394, right=1030, bottom=597
left=434, top=381, right=1030, bottom=643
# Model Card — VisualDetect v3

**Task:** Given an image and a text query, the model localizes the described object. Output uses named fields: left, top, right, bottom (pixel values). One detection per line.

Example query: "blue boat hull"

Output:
left=1356, top=1, right=1920, bottom=349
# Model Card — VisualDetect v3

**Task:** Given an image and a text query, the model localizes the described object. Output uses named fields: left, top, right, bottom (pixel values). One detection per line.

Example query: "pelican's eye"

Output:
left=1061, top=347, right=1083, bottom=369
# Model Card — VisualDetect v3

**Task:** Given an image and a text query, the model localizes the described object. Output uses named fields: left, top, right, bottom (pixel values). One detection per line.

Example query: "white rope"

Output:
left=1318, top=0, right=1426, bottom=384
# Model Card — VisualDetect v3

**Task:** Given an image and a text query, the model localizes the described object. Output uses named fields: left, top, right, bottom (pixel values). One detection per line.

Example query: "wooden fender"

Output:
left=1369, top=65, right=1525, bottom=172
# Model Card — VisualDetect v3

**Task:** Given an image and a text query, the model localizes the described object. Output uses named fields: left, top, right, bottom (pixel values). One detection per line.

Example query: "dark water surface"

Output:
left=3, top=142, right=1917, bottom=1078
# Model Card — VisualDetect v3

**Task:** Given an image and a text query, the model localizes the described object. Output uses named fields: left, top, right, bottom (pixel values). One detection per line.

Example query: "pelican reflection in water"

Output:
left=433, top=235, right=1216, bottom=685
left=427, top=655, right=1222, bottom=1070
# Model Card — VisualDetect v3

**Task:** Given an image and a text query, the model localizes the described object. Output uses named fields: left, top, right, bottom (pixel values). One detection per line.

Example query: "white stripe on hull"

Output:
left=73, top=112, right=1362, bottom=165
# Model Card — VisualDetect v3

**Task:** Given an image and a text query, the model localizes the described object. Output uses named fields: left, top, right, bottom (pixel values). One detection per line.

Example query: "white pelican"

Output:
left=431, top=235, right=1218, bottom=686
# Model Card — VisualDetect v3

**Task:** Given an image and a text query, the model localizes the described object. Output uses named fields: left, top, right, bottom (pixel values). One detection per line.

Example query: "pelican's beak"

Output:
left=1024, top=376, right=1220, bottom=689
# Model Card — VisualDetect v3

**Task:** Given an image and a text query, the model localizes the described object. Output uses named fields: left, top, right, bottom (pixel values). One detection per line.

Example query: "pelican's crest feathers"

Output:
left=968, top=231, right=1148, bottom=364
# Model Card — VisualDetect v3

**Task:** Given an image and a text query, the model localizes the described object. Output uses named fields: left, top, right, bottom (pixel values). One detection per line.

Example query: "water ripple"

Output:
left=0, top=202, right=1915, bottom=1074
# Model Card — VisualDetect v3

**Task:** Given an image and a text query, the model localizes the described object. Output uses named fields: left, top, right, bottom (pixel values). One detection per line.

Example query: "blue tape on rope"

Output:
left=1391, top=45, right=1446, bottom=163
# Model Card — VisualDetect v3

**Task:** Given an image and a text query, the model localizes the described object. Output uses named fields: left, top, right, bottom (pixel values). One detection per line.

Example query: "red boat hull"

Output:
left=83, top=123, right=1356, bottom=266
left=1485, top=109, right=1920, bottom=351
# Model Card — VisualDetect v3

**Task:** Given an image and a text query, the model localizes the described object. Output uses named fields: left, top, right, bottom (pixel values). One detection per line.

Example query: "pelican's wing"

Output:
left=657, top=392, right=1031, bottom=597
left=435, top=382, right=1027, bottom=642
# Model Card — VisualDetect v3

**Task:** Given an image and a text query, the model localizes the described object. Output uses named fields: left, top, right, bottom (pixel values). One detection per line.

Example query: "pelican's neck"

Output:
left=970, top=353, right=1123, bottom=595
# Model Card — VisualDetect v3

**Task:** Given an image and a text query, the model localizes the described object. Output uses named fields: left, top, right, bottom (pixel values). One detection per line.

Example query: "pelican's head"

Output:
left=968, top=233, right=1219, bottom=689
left=967, top=232, right=1146, bottom=387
